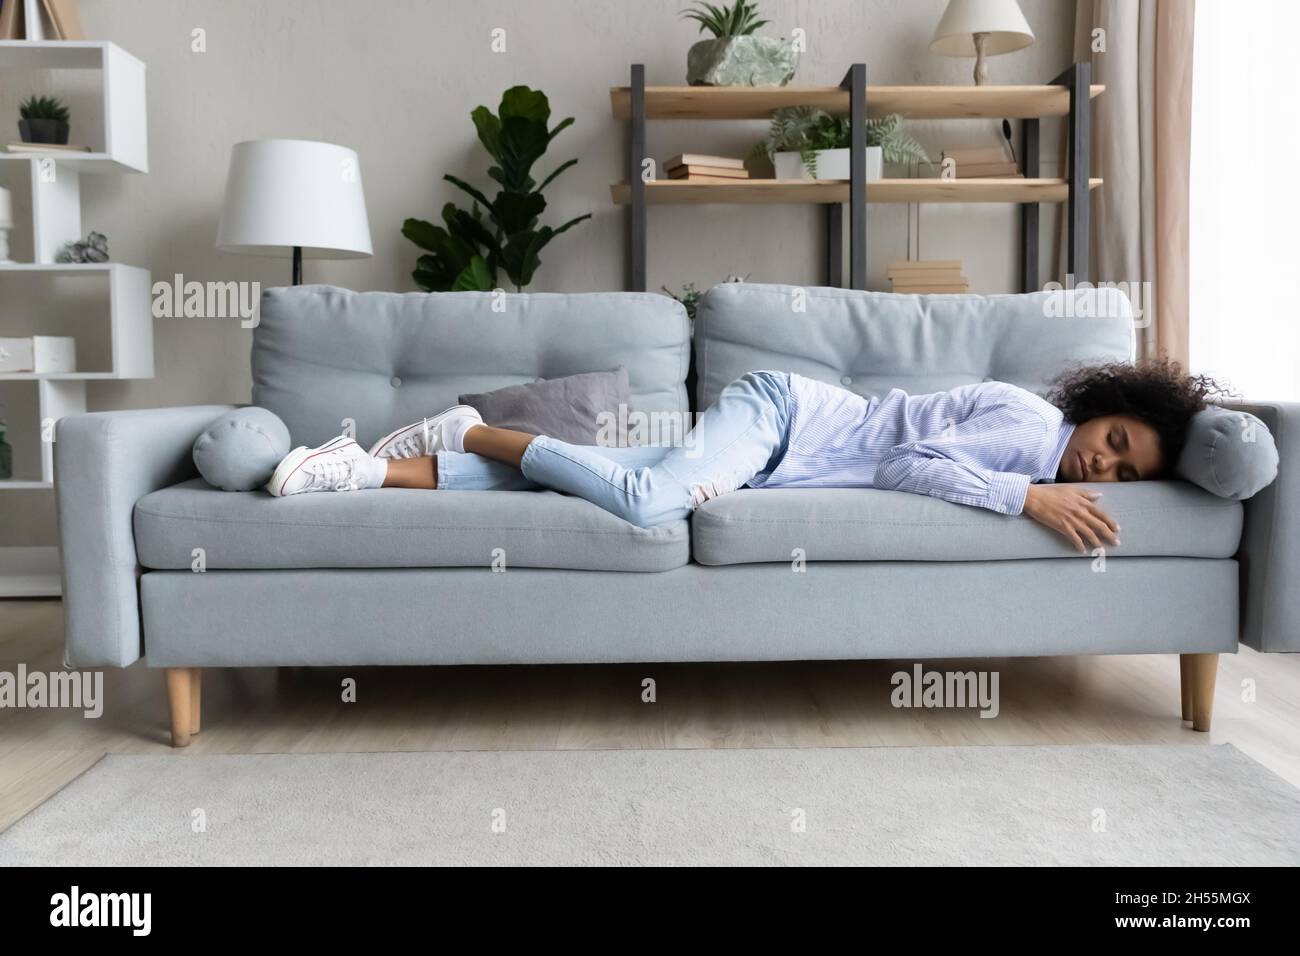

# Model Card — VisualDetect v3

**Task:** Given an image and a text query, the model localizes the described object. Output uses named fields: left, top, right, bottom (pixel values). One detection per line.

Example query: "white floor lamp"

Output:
left=216, top=139, right=373, bottom=285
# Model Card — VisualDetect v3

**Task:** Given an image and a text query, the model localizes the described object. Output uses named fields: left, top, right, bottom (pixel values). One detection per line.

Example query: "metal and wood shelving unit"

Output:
left=611, top=62, right=1101, bottom=293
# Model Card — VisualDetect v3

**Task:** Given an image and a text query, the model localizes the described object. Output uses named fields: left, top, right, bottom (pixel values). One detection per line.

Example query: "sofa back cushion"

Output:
left=253, top=286, right=690, bottom=447
left=695, top=284, right=1135, bottom=410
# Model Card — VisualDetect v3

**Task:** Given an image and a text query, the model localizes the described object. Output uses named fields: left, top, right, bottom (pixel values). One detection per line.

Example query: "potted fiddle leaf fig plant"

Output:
left=18, top=95, right=71, bottom=145
left=757, top=106, right=928, bottom=181
left=402, top=86, right=590, bottom=292
left=681, top=0, right=797, bottom=87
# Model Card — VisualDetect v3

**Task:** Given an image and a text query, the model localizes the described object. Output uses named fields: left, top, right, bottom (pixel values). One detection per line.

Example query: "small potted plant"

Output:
left=662, top=282, right=705, bottom=323
left=661, top=275, right=749, bottom=323
left=18, top=95, right=71, bottom=145
left=756, top=107, right=927, bottom=181
left=681, top=0, right=797, bottom=87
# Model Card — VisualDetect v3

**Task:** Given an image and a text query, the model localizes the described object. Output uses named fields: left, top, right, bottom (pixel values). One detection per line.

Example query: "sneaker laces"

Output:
left=393, top=419, right=431, bottom=458
left=302, top=454, right=367, bottom=492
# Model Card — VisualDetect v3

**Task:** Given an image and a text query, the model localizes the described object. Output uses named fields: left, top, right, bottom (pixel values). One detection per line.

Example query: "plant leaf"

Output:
left=401, top=217, right=445, bottom=254
left=492, top=190, right=547, bottom=236
left=470, top=106, right=502, bottom=161
left=443, top=203, right=499, bottom=255
left=498, top=229, right=542, bottom=289
left=547, top=116, right=575, bottom=144
left=451, top=255, right=495, bottom=292
left=499, top=86, right=550, bottom=124
left=444, top=173, right=495, bottom=210
left=549, top=213, right=593, bottom=237
left=487, top=165, right=535, bottom=192
left=536, top=157, right=578, bottom=193
left=495, top=116, right=551, bottom=190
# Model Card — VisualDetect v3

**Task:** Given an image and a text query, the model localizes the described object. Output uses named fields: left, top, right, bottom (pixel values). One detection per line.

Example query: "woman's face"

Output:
left=1058, top=414, right=1164, bottom=483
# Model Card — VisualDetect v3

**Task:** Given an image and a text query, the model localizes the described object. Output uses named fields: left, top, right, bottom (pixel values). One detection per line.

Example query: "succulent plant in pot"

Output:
left=681, top=0, right=797, bottom=87
left=18, top=95, right=71, bottom=145
left=756, top=106, right=928, bottom=181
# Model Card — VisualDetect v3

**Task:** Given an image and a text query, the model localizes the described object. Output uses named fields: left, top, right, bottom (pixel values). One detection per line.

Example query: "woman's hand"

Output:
left=1023, top=484, right=1121, bottom=553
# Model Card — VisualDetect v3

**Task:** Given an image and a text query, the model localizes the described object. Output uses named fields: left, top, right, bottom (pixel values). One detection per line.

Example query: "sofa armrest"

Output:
left=55, top=406, right=238, bottom=667
left=1228, top=400, right=1299, bottom=652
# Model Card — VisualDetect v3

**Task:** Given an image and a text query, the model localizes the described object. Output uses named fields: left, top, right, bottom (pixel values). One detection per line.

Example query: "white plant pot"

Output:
left=773, top=146, right=884, bottom=181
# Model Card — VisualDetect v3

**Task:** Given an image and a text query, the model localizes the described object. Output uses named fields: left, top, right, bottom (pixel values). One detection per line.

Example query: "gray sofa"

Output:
left=54, top=283, right=1298, bottom=746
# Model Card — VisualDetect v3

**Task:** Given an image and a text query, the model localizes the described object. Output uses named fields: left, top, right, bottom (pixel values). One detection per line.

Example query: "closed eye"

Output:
left=1114, top=427, right=1137, bottom=480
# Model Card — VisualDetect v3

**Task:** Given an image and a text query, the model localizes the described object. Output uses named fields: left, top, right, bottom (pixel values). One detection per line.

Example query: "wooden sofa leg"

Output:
left=1180, top=653, right=1218, bottom=732
left=166, top=668, right=194, bottom=748
left=1179, top=655, right=1193, bottom=721
left=189, top=668, right=202, bottom=736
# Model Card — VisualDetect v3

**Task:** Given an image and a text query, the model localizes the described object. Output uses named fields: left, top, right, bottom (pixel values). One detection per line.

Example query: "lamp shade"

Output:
left=216, top=139, right=372, bottom=259
left=930, top=0, right=1035, bottom=56
left=0, top=186, right=12, bottom=228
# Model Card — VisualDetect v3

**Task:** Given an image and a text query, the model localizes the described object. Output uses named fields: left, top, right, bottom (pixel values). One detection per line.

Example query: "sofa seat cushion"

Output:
left=135, top=479, right=688, bottom=572
left=691, top=482, right=1243, bottom=565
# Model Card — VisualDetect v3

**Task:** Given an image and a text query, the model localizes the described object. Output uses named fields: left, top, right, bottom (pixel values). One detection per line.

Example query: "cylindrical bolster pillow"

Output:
left=1175, top=407, right=1279, bottom=500
left=192, top=407, right=291, bottom=491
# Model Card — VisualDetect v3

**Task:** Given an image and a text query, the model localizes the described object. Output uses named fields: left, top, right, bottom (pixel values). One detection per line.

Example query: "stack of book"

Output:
left=664, top=153, right=748, bottom=183
left=941, top=147, right=1022, bottom=179
left=889, top=260, right=970, bottom=294
left=4, top=143, right=92, bottom=154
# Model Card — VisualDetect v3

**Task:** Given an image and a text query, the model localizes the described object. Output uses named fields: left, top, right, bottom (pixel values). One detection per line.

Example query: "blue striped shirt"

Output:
left=750, top=374, right=1074, bottom=516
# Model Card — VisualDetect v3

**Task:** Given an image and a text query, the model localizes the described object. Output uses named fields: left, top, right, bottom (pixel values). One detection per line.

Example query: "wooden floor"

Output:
left=3, top=597, right=1300, bottom=833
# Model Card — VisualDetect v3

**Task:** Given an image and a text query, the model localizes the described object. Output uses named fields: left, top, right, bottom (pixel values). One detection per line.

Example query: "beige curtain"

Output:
left=1066, top=0, right=1195, bottom=364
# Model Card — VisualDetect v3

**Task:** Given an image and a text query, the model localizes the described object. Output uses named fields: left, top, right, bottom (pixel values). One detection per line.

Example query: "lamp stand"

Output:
left=972, top=32, right=990, bottom=85
left=292, top=245, right=303, bottom=285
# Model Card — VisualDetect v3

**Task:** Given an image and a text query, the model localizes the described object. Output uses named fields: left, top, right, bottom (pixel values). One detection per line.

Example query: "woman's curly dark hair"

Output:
left=1048, top=358, right=1232, bottom=469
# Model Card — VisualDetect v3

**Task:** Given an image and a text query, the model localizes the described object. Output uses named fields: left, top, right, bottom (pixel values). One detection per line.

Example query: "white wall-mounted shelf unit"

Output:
left=0, top=38, right=151, bottom=597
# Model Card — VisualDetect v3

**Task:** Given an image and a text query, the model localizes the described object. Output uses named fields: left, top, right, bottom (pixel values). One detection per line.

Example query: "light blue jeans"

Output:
left=435, top=371, right=793, bottom=527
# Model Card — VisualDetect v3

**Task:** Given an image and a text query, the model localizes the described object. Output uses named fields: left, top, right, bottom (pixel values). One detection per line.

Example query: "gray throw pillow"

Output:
left=459, top=368, right=629, bottom=445
left=193, top=406, right=291, bottom=491
left=1175, top=406, right=1278, bottom=500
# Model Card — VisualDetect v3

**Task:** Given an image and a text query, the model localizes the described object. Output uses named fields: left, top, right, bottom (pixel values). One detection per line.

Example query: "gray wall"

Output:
left=0, top=0, right=1074, bottom=544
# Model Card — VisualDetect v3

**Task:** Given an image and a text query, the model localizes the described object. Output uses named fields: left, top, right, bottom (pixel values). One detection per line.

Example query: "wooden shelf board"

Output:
left=610, top=84, right=1104, bottom=120
left=611, top=177, right=1103, bottom=205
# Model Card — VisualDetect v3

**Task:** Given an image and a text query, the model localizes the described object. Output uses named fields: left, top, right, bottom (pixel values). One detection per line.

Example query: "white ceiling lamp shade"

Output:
left=217, top=139, right=373, bottom=284
left=930, top=0, right=1035, bottom=86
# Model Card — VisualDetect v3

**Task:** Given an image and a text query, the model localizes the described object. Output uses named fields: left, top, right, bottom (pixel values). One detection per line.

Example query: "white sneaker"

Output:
left=368, top=404, right=483, bottom=459
left=267, top=437, right=384, bottom=497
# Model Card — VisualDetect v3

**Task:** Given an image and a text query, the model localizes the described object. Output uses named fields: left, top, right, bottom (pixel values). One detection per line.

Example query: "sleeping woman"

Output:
left=265, top=359, right=1223, bottom=553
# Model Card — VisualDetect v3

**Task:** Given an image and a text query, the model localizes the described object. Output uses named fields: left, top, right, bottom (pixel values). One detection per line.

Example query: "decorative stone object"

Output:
left=54, top=231, right=109, bottom=264
left=686, top=36, right=798, bottom=87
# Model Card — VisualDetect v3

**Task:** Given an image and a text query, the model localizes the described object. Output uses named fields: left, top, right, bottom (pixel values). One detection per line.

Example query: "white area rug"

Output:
left=2, top=744, right=1297, bottom=865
